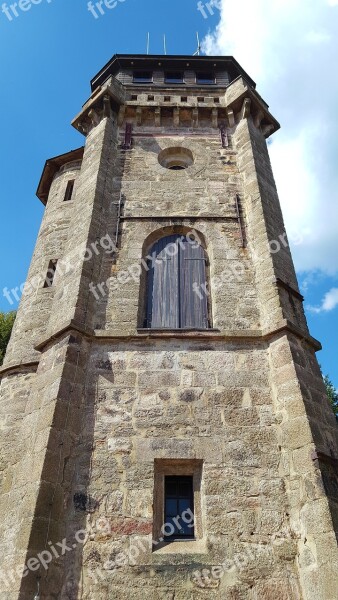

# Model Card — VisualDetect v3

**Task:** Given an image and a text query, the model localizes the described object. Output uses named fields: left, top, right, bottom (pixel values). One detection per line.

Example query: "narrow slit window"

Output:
left=64, top=180, right=75, bottom=202
left=164, top=476, right=195, bottom=539
left=43, top=260, right=58, bottom=288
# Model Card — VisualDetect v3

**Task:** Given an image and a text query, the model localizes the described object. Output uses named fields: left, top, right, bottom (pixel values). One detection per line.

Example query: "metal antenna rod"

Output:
left=146, top=32, right=150, bottom=55
left=193, top=31, right=201, bottom=56
left=164, top=34, right=167, bottom=55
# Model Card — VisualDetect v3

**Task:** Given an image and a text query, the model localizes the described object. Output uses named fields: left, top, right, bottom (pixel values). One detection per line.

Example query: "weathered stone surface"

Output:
left=0, top=55, right=337, bottom=600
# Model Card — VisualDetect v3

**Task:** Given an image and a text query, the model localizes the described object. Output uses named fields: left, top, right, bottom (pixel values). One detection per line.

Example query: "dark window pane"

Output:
left=166, top=499, right=178, bottom=515
left=165, top=72, right=184, bottom=84
left=43, top=260, right=58, bottom=288
left=196, top=72, right=215, bottom=84
left=133, top=71, right=153, bottom=83
left=165, top=480, right=178, bottom=496
left=164, top=476, right=194, bottom=539
left=64, top=180, right=74, bottom=202
left=180, top=521, right=194, bottom=536
left=178, top=498, right=191, bottom=514
left=178, top=480, right=192, bottom=496
left=165, top=517, right=178, bottom=532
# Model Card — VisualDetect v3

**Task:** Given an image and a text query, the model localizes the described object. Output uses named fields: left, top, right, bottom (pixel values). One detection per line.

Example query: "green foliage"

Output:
left=0, top=311, right=16, bottom=366
left=322, top=372, right=338, bottom=419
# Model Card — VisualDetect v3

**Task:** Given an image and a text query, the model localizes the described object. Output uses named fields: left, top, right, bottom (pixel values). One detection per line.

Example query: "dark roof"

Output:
left=90, top=54, right=256, bottom=91
left=36, top=147, right=84, bottom=204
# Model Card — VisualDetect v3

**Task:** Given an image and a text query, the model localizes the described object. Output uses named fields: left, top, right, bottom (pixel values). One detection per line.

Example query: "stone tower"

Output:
left=0, top=54, right=337, bottom=600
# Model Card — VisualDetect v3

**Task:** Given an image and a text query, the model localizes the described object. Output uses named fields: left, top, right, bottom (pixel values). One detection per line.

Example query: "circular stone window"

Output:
left=158, top=147, right=194, bottom=170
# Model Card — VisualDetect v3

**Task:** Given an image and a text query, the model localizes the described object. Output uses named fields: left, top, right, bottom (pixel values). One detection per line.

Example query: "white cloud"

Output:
left=304, top=30, right=331, bottom=44
left=308, top=287, right=338, bottom=312
left=202, top=0, right=338, bottom=276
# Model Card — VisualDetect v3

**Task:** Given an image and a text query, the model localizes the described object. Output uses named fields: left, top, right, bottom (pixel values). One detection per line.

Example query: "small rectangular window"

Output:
left=64, top=180, right=75, bottom=202
left=197, top=97, right=205, bottom=103
left=133, top=71, right=153, bottom=83
left=164, top=96, right=171, bottom=102
left=43, top=260, right=58, bottom=288
left=196, top=72, right=215, bottom=85
left=164, top=476, right=195, bottom=539
left=131, top=94, right=138, bottom=101
left=165, top=72, right=184, bottom=84
left=214, top=97, right=220, bottom=103
left=153, top=459, right=203, bottom=550
left=181, top=96, right=188, bottom=102
left=148, top=95, right=155, bottom=101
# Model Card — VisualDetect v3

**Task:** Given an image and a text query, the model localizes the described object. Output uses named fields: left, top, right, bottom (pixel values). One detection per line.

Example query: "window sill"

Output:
left=152, top=538, right=207, bottom=555
left=138, top=328, right=220, bottom=334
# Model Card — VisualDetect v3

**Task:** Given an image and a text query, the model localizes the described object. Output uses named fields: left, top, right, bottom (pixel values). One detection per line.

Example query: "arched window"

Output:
left=145, top=234, right=210, bottom=329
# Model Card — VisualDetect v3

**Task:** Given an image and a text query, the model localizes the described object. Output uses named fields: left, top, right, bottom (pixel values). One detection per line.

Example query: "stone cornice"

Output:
left=34, top=320, right=94, bottom=352
left=72, top=77, right=126, bottom=134
left=0, top=318, right=320, bottom=380
left=0, top=360, right=39, bottom=379
left=33, top=318, right=322, bottom=351
left=225, top=76, right=280, bottom=137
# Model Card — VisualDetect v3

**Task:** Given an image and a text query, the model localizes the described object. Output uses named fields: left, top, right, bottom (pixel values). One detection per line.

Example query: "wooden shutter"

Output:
left=147, top=235, right=209, bottom=329
left=179, top=238, right=208, bottom=329
left=147, top=236, right=180, bottom=328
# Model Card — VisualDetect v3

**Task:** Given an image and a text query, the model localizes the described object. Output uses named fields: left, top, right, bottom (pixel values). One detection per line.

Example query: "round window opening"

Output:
left=158, top=147, right=194, bottom=170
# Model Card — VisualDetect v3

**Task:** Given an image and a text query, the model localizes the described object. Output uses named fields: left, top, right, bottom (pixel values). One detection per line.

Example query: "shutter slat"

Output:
left=179, top=239, right=208, bottom=329
left=149, top=235, right=179, bottom=328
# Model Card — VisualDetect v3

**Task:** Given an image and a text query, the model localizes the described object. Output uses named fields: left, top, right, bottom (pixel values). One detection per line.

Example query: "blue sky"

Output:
left=0, top=0, right=336, bottom=386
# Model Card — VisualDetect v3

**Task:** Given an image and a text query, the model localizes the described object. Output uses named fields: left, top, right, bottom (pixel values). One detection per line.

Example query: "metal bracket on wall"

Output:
left=235, top=194, right=247, bottom=248
left=114, top=192, right=123, bottom=251
left=122, top=123, right=133, bottom=150
left=220, top=126, right=228, bottom=148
